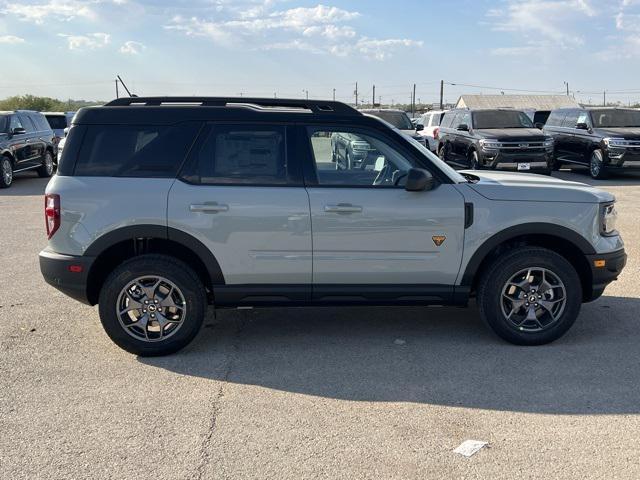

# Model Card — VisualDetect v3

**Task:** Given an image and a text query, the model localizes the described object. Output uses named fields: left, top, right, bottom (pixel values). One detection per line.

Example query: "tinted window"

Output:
left=9, top=115, right=23, bottom=132
left=473, top=110, right=534, bottom=129
left=0, top=115, right=7, bottom=133
left=533, top=111, right=550, bottom=125
left=441, top=111, right=458, bottom=128
left=590, top=109, right=640, bottom=128
left=545, top=110, right=567, bottom=127
left=17, top=113, right=35, bottom=132
left=562, top=110, right=580, bottom=128
left=45, top=115, right=68, bottom=130
left=31, top=113, right=50, bottom=131
left=369, top=111, right=413, bottom=130
left=457, top=112, right=471, bottom=128
left=75, top=122, right=200, bottom=177
left=183, top=125, right=290, bottom=185
left=309, top=128, right=416, bottom=187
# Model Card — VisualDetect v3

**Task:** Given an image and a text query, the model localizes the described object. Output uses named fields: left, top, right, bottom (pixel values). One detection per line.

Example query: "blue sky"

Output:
left=1, top=0, right=640, bottom=104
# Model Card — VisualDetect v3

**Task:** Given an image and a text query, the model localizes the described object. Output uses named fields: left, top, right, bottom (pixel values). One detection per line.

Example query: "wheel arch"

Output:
left=461, top=223, right=595, bottom=301
left=84, top=225, right=224, bottom=305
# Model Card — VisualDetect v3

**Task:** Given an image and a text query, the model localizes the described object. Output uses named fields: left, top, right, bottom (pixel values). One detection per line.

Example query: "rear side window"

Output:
left=32, top=113, right=50, bottom=131
left=45, top=115, right=68, bottom=130
left=181, top=124, right=292, bottom=185
left=74, top=122, right=200, bottom=177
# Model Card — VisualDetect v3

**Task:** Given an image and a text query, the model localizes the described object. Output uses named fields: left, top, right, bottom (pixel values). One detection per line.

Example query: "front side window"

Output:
left=183, top=125, right=291, bottom=185
left=590, top=109, right=640, bottom=128
left=0, top=115, right=8, bottom=133
left=308, top=128, right=417, bottom=187
left=17, top=113, right=35, bottom=132
left=473, top=110, right=534, bottom=129
left=457, top=112, right=471, bottom=128
left=75, top=122, right=200, bottom=177
left=562, top=110, right=580, bottom=128
left=441, top=112, right=458, bottom=129
left=9, top=115, right=23, bottom=132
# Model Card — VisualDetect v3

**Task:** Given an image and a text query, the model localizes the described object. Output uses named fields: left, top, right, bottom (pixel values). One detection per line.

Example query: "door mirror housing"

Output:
left=457, top=124, right=469, bottom=132
left=11, top=127, right=26, bottom=135
left=405, top=168, right=435, bottom=192
left=576, top=122, right=589, bottom=130
left=415, top=124, right=424, bottom=131
left=534, top=122, right=544, bottom=130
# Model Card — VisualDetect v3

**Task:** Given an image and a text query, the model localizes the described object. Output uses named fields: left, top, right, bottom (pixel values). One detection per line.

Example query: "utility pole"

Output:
left=333, top=88, right=336, bottom=101
left=412, top=83, right=416, bottom=117
left=355, top=82, right=358, bottom=106
left=564, top=81, right=569, bottom=96
left=439, top=80, right=444, bottom=110
left=372, top=85, right=375, bottom=107
left=603, top=90, right=606, bottom=106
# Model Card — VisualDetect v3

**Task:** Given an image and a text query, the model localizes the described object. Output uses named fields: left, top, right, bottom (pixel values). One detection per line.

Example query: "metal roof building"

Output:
left=455, top=94, right=579, bottom=110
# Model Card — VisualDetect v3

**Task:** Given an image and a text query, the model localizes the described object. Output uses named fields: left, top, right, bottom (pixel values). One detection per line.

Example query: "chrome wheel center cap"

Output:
left=528, top=295, right=537, bottom=303
left=148, top=304, right=157, bottom=312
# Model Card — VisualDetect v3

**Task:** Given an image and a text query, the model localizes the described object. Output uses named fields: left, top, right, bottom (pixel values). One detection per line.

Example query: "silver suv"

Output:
left=39, top=97, right=626, bottom=356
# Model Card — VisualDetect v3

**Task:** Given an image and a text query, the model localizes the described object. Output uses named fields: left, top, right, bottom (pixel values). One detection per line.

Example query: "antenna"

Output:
left=116, top=75, right=136, bottom=97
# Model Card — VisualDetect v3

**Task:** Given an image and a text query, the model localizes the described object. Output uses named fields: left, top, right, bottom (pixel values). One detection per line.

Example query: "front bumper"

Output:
left=605, top=148, right=640, bottom=170
left=39, top=249, right=95, bottom=305
left=480, top=150, right=553, bottom=171
left=585, top=248, right=627, bottom=301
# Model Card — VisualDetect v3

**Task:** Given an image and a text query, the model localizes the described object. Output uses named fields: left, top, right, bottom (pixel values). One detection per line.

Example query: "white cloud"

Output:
left=165, top=3, right=419, bottom=60
left=58, top=32, right=110, bottom=50
left=119, top=40, right=146, bottom=54
left=0, top=34, right=25, bottom=43
left=2, top=0, right=99, bottom=24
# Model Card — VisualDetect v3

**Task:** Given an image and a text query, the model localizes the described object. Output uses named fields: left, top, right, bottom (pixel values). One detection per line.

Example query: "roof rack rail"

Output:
left=104, top=96, right=361, bottom=115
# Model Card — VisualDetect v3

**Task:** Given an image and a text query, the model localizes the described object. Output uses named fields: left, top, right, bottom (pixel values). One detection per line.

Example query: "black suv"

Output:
left=543, top=107, right=640, bottom=179
left=437, top=108, right=554, bottom=174
left=0, top=110, right=56, bottom=188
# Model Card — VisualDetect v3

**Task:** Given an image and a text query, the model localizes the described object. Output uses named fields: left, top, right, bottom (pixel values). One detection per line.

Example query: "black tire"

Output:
left=477, top=247, right=582, bottom=346
left=98, top=254, right=207, bottom=356
left=37, top=151, right=55, bottom=178
left=589, top=149, right=608, bottom=180
left=0, top=156, right=13, bottom=188
left=438, top=144, right=449, bottom=163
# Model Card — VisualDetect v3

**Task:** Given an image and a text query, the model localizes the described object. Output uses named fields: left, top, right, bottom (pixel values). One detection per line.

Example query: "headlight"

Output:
left=543, top=138, right=554, bottom=148
left=603, top=137, right=627, bottom=148
left=601, top=202, right=618, bottom=236
left=479, top=139, right=501, bottom=149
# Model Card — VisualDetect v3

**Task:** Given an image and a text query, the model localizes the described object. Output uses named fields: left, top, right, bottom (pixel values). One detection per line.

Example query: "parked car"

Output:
left=43, top=111, right=75, bottom=142
left=416, top=110, right=447, bottom=152
left=360, top=108, right=428, bottom=147
left=40, top=96, right=625, bottom=355
left=437, top=108, right=554, bottom=174
left=56, top=127, right=70, bottom=163
left=543, top=107, right=640, bottom=179
left=0, top=110, right=56, bottom=188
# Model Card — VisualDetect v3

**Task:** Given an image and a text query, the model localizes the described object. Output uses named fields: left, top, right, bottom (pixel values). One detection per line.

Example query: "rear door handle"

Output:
left=324, top=204, right=363, bottom=214
left=190, top=203, right=229, bottom=213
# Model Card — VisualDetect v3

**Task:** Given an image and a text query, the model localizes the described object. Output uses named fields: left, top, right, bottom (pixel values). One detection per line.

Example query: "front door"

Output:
left=303, top=126, right=466, bottom=303
left=168, top=124, right=312, bottom=303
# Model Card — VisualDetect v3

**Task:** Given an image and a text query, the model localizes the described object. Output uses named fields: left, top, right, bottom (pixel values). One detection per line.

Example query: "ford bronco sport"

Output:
left=39, top=97, right=626, bottom=356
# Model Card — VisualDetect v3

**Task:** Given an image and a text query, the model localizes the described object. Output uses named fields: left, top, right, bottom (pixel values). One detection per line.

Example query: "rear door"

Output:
left=303, top=125, right=465, bottom=303
left=168, top=123, right=312, bottom=303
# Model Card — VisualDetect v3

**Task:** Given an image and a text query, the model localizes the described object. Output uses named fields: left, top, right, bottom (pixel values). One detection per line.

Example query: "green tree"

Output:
left=0, top=95, right=103, bottom=111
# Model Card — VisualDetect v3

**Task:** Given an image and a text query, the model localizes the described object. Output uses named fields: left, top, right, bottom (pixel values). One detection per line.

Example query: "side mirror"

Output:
left=415, top=124, right=424, bottom=131
left=576, top=122, right=589, bottom=130
left=11, top=127, right=26, bottom=135
left=534, top=122, right=544, bottom=129
left=405, top=168, right=435, bottom=192
left=457, top=124, right=469, bottom=132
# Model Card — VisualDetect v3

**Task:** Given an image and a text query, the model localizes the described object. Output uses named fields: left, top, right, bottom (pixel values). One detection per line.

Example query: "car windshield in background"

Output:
left=591, top=109, right=640, bottom=128
left=45, top=115, right=68, bottom=130
left=0, top=115, right=7, bottom=133
left=473, top=111, right=535, bottom=129
left=372, top=111, right=413, bottom=130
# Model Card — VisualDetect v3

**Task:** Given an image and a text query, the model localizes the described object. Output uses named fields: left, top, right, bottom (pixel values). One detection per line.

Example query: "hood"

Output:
left=593, top=127, right=640, bottom=140
left=464, top=170, right=614, bottom=203
left=475, top=128, right=546, bottom=142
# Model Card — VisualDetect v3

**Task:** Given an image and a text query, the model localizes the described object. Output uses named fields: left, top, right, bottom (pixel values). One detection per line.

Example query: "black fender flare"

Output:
left=460, top=223, right=595, bottom=286
left=84, top=224, right=225, bottom=285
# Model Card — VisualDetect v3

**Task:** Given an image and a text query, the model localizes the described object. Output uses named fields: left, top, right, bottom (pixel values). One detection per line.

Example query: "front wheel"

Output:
left=589, top=149, right=608, bottom=180
left=0, top=156, right=13, bottom=188
left=98, top=254, right=207, bottom=356
left=477, top=247, right=582, bottom=345
left=438, top=144, right=449, bottom=163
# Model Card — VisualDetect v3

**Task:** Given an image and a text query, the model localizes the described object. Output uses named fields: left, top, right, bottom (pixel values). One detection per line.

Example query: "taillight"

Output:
left=434, top=127, right=440, bottom=140
left=45, top=194, right=60, bottom=239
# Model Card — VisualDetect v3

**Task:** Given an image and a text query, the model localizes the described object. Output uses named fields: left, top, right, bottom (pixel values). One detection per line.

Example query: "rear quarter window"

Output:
left=45, top=115, right=68, bottom=130
left=74, top=122, right=201, bottom=177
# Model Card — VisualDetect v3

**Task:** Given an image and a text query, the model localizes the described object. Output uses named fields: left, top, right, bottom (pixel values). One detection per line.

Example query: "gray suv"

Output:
left=39, top=97, right=626, bottom=356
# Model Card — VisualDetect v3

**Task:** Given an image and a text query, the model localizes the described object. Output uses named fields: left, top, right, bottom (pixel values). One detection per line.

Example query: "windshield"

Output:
left=473, top=110, right=534, bottom=129
left=402, top=133, right=467, bottom=183
left=0, top=115, right=8, bottom=133
left=590, top=109, right=640, bottom=128
left=370, top=111, right=413, bottom=130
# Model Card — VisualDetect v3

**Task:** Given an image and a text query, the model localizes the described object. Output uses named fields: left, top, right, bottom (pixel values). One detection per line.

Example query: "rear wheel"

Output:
left=477, top=247, right=582, bottom=345
left=589, top=149, right=608, bottom=180
left=0, top=156, right=12, bottom=188
left=98, top=254, right=207, bottom=356
left=37, top=151, right=54, bottom=178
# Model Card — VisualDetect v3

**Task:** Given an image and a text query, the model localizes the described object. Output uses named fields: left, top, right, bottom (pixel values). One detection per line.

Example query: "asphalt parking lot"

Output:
left=1, top=169, right=639, bottom=480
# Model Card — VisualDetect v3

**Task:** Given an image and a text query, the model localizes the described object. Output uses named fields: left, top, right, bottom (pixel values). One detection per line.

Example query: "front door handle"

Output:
left=190, top=203, right=229, bottom=213
left=324, top=203, right=363, bottom=214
